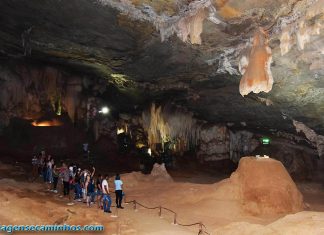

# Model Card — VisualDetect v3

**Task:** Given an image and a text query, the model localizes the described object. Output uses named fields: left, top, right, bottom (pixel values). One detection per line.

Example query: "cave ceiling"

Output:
left=0, top=0, right=323, bottom=134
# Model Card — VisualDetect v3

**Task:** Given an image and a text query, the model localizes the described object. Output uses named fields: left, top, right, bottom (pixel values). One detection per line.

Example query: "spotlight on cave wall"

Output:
left=117, top=128, right=125, bottom=135
left=99, top=107, right=109, bottom=114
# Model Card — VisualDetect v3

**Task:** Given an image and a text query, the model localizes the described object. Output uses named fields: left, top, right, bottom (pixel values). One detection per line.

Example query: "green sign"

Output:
left=261, top=137, right=270, bottom=145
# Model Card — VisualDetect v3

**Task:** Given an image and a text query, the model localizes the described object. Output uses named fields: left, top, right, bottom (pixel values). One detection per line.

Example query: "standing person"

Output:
left=31, top=155, right=38, bottom=181
left=46, top=157, right=54, bottom=190
left=68, top=166, right=75, bottom=206
left=37, top=154, right=43, bottom=177
left=74, top=168, right=82, bottom=201
left=86, top=167, right=96, bottom=206
left=41, top=155, right=47, bottom=183
left=83, top=143, right=89, bottom=159
left=57, top=161, right=64, bottom=198
left=52, top=164, right=59, bottom=193
left=60, top=163, right=70, bottom=197
left=96, top=174, right=103, bottom=209
left=85, top=175, right=95, bottom=207
left=114, top=174, right=124, bottom=209
left=102, top=175, right=112, bottom=213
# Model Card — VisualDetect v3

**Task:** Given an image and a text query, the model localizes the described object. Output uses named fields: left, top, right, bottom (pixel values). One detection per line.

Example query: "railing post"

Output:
left=159, top=206, right=162, bottom=217
left=198, top=223, right=203, bottom=235
left=173, top=213, right=177, bottom=225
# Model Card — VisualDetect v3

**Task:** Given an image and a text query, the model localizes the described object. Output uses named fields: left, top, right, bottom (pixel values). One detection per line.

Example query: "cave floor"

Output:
left=0, top=161, right=324, bottom=235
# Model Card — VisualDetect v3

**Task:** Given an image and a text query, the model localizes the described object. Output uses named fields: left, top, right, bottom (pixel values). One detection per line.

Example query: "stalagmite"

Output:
left=239, top=28, right=273, bottom=96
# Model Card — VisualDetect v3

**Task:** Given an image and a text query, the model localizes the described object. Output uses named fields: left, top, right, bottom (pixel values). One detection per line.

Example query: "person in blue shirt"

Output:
left=114, top=174, right=124, bottom=209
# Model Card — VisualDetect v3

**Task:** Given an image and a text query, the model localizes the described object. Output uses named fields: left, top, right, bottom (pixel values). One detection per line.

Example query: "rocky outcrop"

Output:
left=101, top=0, right=222, bottom=44
left=293, top=120, right=324, bottom=158
left=0, top=65, right=79, bottom=131
left=229, top=130, right=259, bottom=162
left=197, top=125, right=259, bottom=162
left=198, top=125, right=229, bottom=161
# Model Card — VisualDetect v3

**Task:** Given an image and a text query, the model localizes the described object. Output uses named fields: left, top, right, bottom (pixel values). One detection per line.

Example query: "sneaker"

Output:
left=53, top=190, right=58, bottom=193
left=119, top=206, right=124, bottom=209
left=104, top=210, right=112, bottom=213
left=77, top=199, right=82, bottom=202
left=67, top=202, right=75, bottom=206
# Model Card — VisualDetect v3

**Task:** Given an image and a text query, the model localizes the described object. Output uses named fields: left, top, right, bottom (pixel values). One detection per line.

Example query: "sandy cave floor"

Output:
left=0, top=161, right=324, bottom=235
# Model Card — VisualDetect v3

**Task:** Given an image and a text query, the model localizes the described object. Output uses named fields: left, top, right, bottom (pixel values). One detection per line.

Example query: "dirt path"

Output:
left=0, top=161, right=324, bottom=235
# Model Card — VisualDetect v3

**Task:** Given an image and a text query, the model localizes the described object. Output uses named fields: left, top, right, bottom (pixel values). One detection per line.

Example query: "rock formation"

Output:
left=197, top=126, right=259, bottom=162
left=293, top=120, right=324, bottom=158
left=150, top=163, right=173, bottom=181
left=239, top=28, right=273, bottom=96
left=230, top=157, right=304, bottom=215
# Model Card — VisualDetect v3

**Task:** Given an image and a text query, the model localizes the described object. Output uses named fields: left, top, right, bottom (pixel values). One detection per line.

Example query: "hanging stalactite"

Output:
left=141, top=103, right=201, bottom=154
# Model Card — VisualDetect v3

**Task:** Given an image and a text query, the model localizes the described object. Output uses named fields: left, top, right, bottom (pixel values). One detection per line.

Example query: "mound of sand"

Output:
left=150, top=163, right=173, bottom=182
left=121, top=163, right=172, bottom=188
left=230, top=157, right=304, bottom=215
left=213, top=211, right=324, bottom=235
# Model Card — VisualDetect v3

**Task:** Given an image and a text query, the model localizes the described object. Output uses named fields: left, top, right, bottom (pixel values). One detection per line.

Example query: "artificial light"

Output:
left=99, top=107, right=109, bottom=114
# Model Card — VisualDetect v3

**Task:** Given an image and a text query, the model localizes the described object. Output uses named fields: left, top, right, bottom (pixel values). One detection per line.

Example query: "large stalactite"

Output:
left=239, top=28, right=274, bottom=96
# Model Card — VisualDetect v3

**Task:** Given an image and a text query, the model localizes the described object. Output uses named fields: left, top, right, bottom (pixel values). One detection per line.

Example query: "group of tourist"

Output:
left=31, top=151, right=124, bottom=213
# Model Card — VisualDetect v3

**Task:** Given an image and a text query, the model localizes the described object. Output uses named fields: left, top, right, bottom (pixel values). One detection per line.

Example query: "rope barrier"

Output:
left=120, top=197, right=211, bottom=235
left=112, top=192, right=211, bottom=234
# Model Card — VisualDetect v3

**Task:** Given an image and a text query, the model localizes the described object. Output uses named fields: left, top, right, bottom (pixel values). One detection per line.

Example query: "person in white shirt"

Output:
left=114, top=174, right=124, bottom=209
left=102, top=175, right=112, bottom=213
